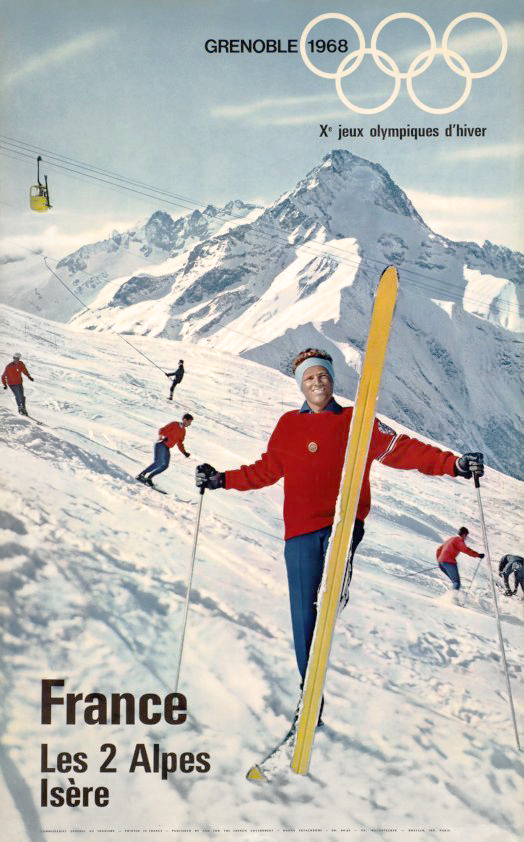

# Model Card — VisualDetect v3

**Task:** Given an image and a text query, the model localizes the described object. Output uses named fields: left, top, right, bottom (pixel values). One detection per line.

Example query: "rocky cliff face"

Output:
left=0, top=200, right=259, bottom=322
left=4, top=149, right=523, bottom=477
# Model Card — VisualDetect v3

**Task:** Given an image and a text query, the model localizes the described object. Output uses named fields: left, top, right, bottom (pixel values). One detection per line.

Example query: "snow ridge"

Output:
left=1, top=150, right=522, bottom=479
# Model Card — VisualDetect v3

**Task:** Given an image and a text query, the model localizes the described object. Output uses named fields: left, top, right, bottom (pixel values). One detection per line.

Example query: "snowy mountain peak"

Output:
left=64, top=150, right=522, bottom=479
left=1, top=199, right=260, bottom=323
left=223, top=198, right=256, bottom=216
left=292, top=149, right=427, bottom=228
left=143, top=210, right=179, bottom=250
left=2, top=151, right=522, bottom=481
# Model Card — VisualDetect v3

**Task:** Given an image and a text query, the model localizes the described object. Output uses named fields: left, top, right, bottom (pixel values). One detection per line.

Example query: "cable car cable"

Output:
left=42, top=256, right=167, bottom=374
left=1, top=133, right=519, bottom=317
left=1, top=145, right=517, bottom=319
left=0, top=139, right=518, bottom=315
left=0, top=141, right=519, bottom=317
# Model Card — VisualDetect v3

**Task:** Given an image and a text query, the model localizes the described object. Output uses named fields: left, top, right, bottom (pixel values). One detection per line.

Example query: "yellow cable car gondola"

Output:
left=30, top=155, right=52, bottom=212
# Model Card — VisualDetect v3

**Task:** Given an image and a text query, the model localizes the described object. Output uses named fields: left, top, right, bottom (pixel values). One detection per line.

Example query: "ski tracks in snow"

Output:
left=1, top=309, right=523, bottom=840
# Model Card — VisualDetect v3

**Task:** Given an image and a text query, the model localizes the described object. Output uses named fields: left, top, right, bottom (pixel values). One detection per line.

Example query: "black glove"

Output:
left=479, top=553, right=485, bottom=559
left=165, top=373, right=171, bottom=378
left=3, top=385, right=6, bottom=390
left=456, top=452, right=484, bottom=479
left=196, top=463, right=225, bottom=490
left=184, top=452, right=190, bottom=458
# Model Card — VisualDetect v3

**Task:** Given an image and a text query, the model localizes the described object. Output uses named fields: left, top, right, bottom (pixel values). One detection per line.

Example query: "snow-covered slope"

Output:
left=1, top=153, right=521, bottom=479
left=0, top=200, right=260, bottom=322
left=1, top=304, right=523, bottom=842
left=70, top=150, right=523, bottom=339
left=61, top=151, right=522, bottom=480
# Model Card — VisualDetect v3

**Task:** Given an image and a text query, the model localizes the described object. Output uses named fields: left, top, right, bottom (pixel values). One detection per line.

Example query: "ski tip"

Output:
left=246, top=765, right=268, bottom=782
left=381, top=265, right=399, bottom=285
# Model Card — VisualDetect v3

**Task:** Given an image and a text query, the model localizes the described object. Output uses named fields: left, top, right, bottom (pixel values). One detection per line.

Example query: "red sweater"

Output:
left=436, top=536, right=481, bottom=565
left=2, top=361, right=32, bottom=386
left=225, top=405, right=457, bottom=540
left=158, top=422, right=188, bottom=454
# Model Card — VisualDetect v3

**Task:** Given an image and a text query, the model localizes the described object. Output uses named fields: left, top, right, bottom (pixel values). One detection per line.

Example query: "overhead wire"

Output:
left=0, top=133, right=206, bottom=207
left=0, top=142, right=195, bottom=215
left=0, top=134, right=520, bottom=317
left=43, top=252, right=360, bottom=388
left=0, top=231, right=306, bottom=379
left=43, top=256, right=167, bottom=374
left=1, top=142, right=520, bottom=398
left=1, top=133, right=517, bottom=295
left=2, top=140, right=518, bottom=318
left=7, top=232, right=519, bottom=397
left=39, top=250, right=360, bottom=396
left=0, top=138, right=509, bottom=315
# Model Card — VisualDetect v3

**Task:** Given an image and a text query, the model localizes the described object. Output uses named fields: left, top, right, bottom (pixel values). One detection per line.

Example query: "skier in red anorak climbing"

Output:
left=436, top=527, right=484, bottom=591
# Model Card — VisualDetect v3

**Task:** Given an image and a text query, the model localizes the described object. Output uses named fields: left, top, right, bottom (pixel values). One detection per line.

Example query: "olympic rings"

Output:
left=336, top=49, right=401, bottom=116
left=371, top=13, right=436, bottom=80
left=300, top=13, right=365, bottom=79
left=300, top=12, right=508, bottom=115
left=442, top=13, right=507, bottom=79
left=407, top=49, right=472, bottom=115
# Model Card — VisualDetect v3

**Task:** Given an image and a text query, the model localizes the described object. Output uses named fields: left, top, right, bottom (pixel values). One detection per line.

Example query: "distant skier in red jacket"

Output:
left=436, top=527, right=484, bottom=590
left=136, top=413, right=193, bottom=487
left=2, top=353, right=34, bottom=416
left=195, top=348, right=484, bottom=688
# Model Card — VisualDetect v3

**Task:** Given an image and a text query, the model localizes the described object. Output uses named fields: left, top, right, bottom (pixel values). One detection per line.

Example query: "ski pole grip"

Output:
left=473, top=472, right=481, bottom=489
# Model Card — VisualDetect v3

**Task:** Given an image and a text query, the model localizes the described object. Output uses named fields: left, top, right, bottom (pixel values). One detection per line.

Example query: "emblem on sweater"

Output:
left=308, top=442, right=318, bottom=453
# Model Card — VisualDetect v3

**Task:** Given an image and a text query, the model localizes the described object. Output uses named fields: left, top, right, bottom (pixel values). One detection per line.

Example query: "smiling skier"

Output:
left=196, top=348, right=484, bottom=690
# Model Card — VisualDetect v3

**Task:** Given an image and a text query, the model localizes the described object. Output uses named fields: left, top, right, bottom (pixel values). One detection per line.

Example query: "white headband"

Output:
left=294, top=357, right=335, bottom=388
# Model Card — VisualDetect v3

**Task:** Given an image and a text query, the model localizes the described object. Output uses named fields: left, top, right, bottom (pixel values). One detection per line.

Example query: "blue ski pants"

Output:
left=284, top=520, right=365, bottom=680
left=143, top=441, right=171, bottom=479
left=9, top=384, right=27, bottom=414
left=438, top=561, right=461, bottom=590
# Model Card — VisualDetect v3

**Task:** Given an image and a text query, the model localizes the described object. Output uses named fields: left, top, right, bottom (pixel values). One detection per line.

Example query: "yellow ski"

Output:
left=291, top=265, right=399, bottom=776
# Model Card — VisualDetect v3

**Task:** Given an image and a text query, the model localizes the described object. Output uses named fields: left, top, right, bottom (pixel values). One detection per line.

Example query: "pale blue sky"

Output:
left=1, top=0, right=522, bottom=254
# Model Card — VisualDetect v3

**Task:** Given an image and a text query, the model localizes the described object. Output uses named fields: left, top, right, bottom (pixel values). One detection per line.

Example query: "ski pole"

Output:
left=473, top=471, right=521, bottom=751
left=462, top=554, right=484, bottom=606
left=401, top=564, right=437, bottom=578
left=173, top=486, right=205, bottom=694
